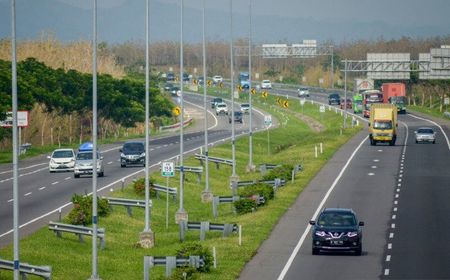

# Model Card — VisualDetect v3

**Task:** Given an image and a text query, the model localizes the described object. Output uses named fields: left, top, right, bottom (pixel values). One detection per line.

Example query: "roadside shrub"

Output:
left=133, top=177, right=156, bottom=197
left=167, top=267, right=199, bottom=280
left=67, top=194, right=110, bottom=225
left=234, top=198, right=257, bottom=215
left=176, top=242, right=213, bottom=273
left=238, top=183, right=274, bottom=202
left=262, top=164, right=293, bottom=181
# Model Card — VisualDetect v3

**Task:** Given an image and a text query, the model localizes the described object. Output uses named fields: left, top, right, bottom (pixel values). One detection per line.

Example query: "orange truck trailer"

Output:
left=381, top=83, right=406, bottom=114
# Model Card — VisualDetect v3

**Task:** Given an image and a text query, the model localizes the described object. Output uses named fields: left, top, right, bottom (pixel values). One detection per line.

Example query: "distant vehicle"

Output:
left=362, top=90, right=383, bottom=118
left=120, top=141, right=145, bottom=167
left=382, top=83, right=406, bottom=114
left=215, top=102, right=229, bottom=115
left=74, top=150, right=104, bottom=178
left=369, top=103, right=397, bottom=146
left=261, top=80, right=272, bottom=89
left=298, top=87, right=310, bottom=97
left=170, top=86, right=180, bottom=96
left=48, top=148, right=76, bottom=172
left=340, top=98, right=352, bottom=110
left=166, top=72, right=175, bottom=81
left=353, top=94, right=363, bottom=114
left=309, top=208, right=364, bottom=256
left=197, top=76, right=204, bottom=85
left=164, top=83, right=174, bottom=92
left=182, top=72, right=189, bottom=82
left=240, top=103, right=250, bottom=114
left=328, top=93, right=341, bottom=105
left=229, top=111, right=243, bottom=124
left=239, top=72, right=250, bottom=89
left=210, top=97, right=223, bottom=108
left=212, top=75, right=223, bottom=84
left=415, top=127, right=436, bottom=144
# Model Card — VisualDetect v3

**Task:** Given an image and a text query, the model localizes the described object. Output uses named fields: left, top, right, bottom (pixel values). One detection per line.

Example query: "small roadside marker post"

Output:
left=161, top=161, right=175, bottom=230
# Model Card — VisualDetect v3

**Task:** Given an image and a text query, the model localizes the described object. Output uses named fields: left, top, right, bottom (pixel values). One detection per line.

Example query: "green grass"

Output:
left=0, top=96, right=362, bottom=279
left=407, top=105, right=450, bottom=120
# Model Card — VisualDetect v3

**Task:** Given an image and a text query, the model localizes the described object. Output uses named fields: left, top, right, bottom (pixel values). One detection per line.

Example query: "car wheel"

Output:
left=433, top=140, right=436, bottom=144
left=74, top=174, right=80, bottom=178
left=370, top=138, right=375, bottom=146
left=415, top=140, right=418, bottom=144
left=312, top=248, right=319, bottom=255
left=99, top=172, right=104, bottom=177
left=229, top=120, right=231, bottom=124
left=240, top=120, right=243, bottom=124
left=121, top=163, right=126, bottom=168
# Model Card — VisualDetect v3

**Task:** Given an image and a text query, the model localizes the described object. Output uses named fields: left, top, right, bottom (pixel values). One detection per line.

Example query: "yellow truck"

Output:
left=368, top=103, right=397, bottom=146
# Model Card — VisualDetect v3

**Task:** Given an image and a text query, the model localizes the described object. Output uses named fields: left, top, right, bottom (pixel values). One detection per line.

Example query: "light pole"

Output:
left=201, top=0, right=212, bottom=202
left=140, top=0, right=154, bottom=248
left=246, top=0, right=255, bottom=172
left=229, top=0, right=239, bottom=195
left=89, top=0, right=100, bottom=279
left=330, top=45, right=334, bottom=89
left=10, top=0, right=19, bottom=279
left=343, top=59, right=348, bottom=129
left=176, top=0, right=188, bottom=223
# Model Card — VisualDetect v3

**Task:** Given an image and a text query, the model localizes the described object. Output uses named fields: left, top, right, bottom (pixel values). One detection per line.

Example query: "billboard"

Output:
left=0, top=111, right=29, bottom=127
left=420, top=47, right=450, bottom=79
left=354, top=78, right=374, bottom=91
left=367, top=53, right=410, bottom=80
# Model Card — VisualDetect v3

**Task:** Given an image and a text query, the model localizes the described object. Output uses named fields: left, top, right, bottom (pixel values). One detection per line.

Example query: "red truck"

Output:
left=381, top=83, right=406, bottom=114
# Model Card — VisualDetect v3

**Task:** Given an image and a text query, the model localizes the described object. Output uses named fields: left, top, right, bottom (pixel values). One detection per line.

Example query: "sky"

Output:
left=1, top=0, right=450, bottom=44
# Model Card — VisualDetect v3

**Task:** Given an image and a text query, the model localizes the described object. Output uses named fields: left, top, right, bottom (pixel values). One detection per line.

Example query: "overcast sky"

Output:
left=1, top=0, right=449, bottom=43
left=51, top=0, right=450, bottom=26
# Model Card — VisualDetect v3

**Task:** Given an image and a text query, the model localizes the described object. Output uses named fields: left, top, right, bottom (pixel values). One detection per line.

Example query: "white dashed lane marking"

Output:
left=64, top=177, right=71, bottom=180
left=388, top=243, right=392, bottom=249
left=386, top=255, right=391, bottom=262
left=8, top=199, right=13, bottom=203
left=389, top=232, right=394, bottom=238
left=51, top=181, right=59, bottom=185
left=39, top=186, right=46, bottom=190
left=24, top=192, right=32, bottom=197
left=384, top=269, right=390, bottom=276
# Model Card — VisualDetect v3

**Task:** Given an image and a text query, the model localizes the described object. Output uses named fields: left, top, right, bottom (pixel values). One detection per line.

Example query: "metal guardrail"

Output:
left=259, top=163, right=281, bottom=175
left=236, top=178, right=286, bottom=188
left=159, top=118, right=193, bottom=131
left=179, top=220, right=238, bottom=241
left=175, top=165, right=203, bottom=184
left=152, top=183, right=177, bottom=201
left=48, top=221, right=105, bottom=250
left=144, top=255, right=205, bottom=279
left=0, top=259, right=51, bottom=280
left=103, top=197, right=152, bottom=217
left=194, top=153, right=233, bottom=169
left=212, top=195, right=266, bottom=218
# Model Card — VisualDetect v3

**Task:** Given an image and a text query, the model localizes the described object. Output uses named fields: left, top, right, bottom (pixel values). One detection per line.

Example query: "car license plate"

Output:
left=331, top=240, right=343, bottom=245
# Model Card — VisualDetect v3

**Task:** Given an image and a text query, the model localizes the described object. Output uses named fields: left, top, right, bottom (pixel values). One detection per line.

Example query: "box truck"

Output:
left=369, top=103, right=397, bottom=146
left=381, top=83, right=406, bottom=114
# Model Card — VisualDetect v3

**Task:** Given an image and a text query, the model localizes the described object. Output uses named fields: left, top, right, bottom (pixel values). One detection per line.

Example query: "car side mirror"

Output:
left=414, top=131, right=417, bottom=134
left=309, top=220, right=316, bottom=225
left=359, top=221, right=365, bottom=226
left=47, top=155, right=51, bottom=159
left=119, top=148, right=122, bottom=152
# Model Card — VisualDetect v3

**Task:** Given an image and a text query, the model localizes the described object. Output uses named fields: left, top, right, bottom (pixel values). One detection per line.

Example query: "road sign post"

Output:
left=264, top=115, right=272, bottom=155
left=162, top=161, right=175, bottom=229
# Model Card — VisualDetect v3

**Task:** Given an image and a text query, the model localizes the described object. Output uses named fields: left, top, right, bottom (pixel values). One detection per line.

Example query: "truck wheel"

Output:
left=74, top=174, right=80, bottom=178
left=370, top=138, right=375, bottom=146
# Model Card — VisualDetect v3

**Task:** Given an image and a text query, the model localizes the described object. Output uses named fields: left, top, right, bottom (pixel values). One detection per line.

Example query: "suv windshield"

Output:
left=318, top=212, right=357, bottom=227
left=123, top=143, right=144, bottom=153
left=77, top=152, right=93, bottom=160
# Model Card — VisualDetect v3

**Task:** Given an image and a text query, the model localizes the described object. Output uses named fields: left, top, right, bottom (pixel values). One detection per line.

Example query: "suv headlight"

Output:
left=315, top=231, right=326, bottom=237
left=120, top=153, right=125, bottom=158
left=140, top=152, right=146, bottom=158
left=347, top=231, right=358, bottom=238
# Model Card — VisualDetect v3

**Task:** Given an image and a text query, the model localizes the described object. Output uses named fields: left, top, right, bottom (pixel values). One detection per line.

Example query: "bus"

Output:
left=352, top=94, right=363, bottom=114
left=239, top=72, right=250, bottom=89
left=362, top=90, right=383, bottom=118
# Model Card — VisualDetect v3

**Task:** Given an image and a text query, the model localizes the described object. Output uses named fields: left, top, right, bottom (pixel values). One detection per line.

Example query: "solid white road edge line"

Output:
left=277, top=134, right=369, bottom=280
left=408, top=113, right=450, bottom=151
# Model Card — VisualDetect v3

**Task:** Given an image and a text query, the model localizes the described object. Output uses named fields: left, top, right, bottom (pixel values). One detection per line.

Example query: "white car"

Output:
left=215, top=102, right=229, bottom=115
left=48, top=148, right=76, bottom=172
left=240, top=103, right=250, bottom=114
left=212, top=75, right=223, bottom=84
left=74, top=150, right=104, bottom=178
left=261, top=80, right=272, bottom=89
left=415, top=127, right=436, bottom=144
left=298, top=87, right=310, bottom=97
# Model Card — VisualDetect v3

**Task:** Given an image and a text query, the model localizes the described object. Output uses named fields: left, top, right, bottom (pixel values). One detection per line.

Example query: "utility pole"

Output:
left=246, top=0, right=255, bottom=172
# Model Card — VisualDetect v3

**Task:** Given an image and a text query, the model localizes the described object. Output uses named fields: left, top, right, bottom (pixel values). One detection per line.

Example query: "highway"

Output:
left=239, top=86, right=450, bottom=280
left=0, top=92, right=270, bottom=248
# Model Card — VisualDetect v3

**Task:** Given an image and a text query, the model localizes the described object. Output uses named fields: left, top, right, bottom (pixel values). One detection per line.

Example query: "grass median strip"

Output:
left=0, top=98, right=362, bottom=279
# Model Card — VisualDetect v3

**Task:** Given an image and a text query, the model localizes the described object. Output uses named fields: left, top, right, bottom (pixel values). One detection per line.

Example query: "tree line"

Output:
left=0, top=58, right=173, bottom=148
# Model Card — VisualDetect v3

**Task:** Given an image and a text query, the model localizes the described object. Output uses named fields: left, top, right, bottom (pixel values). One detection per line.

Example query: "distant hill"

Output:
left=1, top=0, right=449, bottom=44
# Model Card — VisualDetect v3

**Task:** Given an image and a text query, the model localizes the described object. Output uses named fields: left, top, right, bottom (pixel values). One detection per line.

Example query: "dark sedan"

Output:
left=309, top=208, right=364, bottom=255
left=228, top=111, right=243, bottom=124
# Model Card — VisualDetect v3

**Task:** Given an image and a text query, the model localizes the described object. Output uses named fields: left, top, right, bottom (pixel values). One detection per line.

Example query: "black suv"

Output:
left=120, top=141, right=145, bottom=167
left=228, top=111, right=243, bottom=124
left=328, top=93, right=341, bottom=105
left=309, top=208, right=364, bottom=255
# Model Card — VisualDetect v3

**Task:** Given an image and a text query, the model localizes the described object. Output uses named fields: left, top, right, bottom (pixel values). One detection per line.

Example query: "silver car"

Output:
left=74, top=151, right=104, bottom=178
left=415, top=127, right=436, bottom=144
